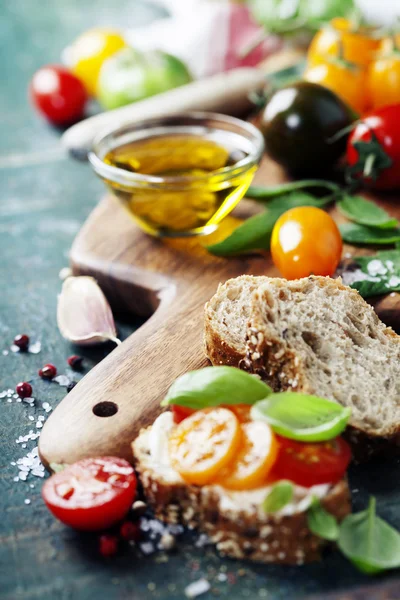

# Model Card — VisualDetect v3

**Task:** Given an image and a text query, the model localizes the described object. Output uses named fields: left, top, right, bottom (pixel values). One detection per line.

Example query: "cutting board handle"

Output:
left=39, top=278, right=210, bottom=467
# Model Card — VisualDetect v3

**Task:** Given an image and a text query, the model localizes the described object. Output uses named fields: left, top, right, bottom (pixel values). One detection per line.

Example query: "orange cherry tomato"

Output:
left=271, top=436, right=351, bottom=488
left=171, top=405, right=195, bottom=424
left=168, top=408, right=241, bottom=485
left=367, top=39, right=400, bottom=109
left=216, top=421, right=278, bottom=490
left=303, top=60, right=367, bottom=114
left=308, top=18, right=383, bottom=69
left=270, top=206, right=342, bottom=280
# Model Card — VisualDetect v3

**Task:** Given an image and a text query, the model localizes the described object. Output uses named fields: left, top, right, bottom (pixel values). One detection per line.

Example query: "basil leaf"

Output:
left=308, top=498, right=339, bottom=541
left=340, top=223, right=400, bottom=245
left=263, top=481, right=294, bottom=513
left=207, top=192, right=329, bottom=257
left=338, top=497, right=400, bottom=574
left=161, top=366, right=272, bottom=409
left=247, top=180, right=340, bottom=200
left=337, top=195, right=398, bottom=229
left=342, top=249, right=400, bottom=298
left=250, top=392, right=351, bottom=442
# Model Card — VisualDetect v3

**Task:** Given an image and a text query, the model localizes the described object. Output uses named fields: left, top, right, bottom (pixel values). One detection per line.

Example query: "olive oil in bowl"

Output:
left=90, top=114, right=264, bottom=237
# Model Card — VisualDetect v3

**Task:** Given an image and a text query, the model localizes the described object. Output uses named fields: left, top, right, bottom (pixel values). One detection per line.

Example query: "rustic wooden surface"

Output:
left=3, top=2, right=400, bottom=599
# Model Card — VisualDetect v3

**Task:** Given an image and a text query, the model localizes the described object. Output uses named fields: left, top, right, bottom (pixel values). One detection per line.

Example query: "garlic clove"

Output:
left=57, top=276, right=120, bottom=346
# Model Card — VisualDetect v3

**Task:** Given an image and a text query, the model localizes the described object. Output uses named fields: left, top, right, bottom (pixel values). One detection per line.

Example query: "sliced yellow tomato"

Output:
left=216, top=421, right=278, bottom=491
left=168, top=408, right=241, bottom=486
left=69, top=28, right=126, bottom=96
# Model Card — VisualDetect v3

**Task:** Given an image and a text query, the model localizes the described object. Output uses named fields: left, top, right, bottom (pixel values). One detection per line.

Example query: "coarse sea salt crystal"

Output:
left=386, top=275, right=400, bottom=288
left=54, top=374, right=70, bottom=387
left=28, top=341, right=41, bottom=354
left=184, top=579, right=211, bottom=598
left=367, top=259, right=387, bottom=277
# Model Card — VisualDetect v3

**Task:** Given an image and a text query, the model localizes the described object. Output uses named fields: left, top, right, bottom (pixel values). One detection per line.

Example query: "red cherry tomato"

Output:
left=271, top=436, right=351, bottom=488
left=171, top=405, right=195, bottom=424
left=42, top=457, right=136, bottom=531
left=30, top=65, right=87, bottom=126
left=346, top=105, right=400, bottom=190
left=270, top=206, right=342, bottom=280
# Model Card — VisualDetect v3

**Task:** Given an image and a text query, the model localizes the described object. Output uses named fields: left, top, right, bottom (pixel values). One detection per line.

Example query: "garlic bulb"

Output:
left=57, top=276, right=120, bottom=346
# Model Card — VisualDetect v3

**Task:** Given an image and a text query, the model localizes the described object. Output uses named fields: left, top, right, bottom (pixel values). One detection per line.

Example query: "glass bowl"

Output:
left=89, top=112, right=264, bottom=238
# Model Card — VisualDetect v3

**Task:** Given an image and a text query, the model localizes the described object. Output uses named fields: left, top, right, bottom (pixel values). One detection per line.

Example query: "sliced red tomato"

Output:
left=171, top=404, right=195, bottom=424
left=271, top=436, right=351, bottom=488
left=42, top=457, right=137, bottom=531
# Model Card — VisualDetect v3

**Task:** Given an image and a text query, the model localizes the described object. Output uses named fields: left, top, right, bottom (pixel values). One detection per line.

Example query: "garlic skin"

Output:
left=57, top=276, right=120, bottom=346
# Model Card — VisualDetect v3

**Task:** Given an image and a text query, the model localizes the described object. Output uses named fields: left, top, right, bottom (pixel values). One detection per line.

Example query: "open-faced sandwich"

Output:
left=132, top=366, right=352, bottom=565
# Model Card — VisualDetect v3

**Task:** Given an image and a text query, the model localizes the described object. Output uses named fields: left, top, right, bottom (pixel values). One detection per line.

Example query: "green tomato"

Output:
left=97, top=47, right=193, bottom=110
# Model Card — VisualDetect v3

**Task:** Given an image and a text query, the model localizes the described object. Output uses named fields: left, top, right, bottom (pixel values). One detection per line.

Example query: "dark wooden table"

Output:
left=1, top=2, right=400, bottom=599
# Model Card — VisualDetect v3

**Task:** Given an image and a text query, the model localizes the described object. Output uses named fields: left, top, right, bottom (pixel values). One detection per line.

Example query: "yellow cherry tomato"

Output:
left=367, top=38, right=400, bottom=109
left=68, top=28, right=126, bottom=96
left=216, top=422, right=278, bottom=491
left=303, top=60, right=367, bottom=114
left=168, top=408, right=241, bottom=486
left=308, top=18, right=383, bottom=69
left=270, top=206, right=342, bottom=280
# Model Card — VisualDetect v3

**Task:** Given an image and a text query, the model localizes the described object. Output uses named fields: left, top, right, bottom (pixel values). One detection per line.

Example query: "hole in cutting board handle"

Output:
left=93, top=401, right=118, bottom=417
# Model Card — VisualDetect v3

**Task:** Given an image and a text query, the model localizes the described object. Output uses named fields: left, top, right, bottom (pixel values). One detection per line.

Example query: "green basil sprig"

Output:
left=263, top=481, right=294, bottom=513
left=207, top=192, right=330, bottom=257
left=251, top=392, right=351, bottom=442
left=307, top=498, right=339, bottom=542
left=337, top=194, right=398, bottom=229
left=247, top=180, right=340, bottom=201
left=343, top=249, right=400, bottom=298
left=338, top=497, right=400, bottom=575
left=340, top=223, right=400, bottom=245
left=161, top=366, right=272, bottom=409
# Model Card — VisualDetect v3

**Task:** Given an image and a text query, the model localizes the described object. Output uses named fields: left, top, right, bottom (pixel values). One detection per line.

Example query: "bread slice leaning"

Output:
left=205, top=275, right=400, bottom=458
left=132, top=423, right=350, bottom=565
left=204, top=275, right=272, bottom=367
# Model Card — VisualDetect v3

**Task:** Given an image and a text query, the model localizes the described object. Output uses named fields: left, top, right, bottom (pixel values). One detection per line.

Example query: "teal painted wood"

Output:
left=1, top=2, right=400, bottom=599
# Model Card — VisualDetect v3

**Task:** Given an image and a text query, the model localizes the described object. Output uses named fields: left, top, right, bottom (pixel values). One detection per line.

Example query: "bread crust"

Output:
left=132, top=427, right=351, bottom=565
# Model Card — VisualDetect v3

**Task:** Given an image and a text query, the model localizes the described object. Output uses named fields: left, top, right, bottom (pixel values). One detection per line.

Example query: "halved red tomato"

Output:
left=271, top=436, right=351, bottom=488
left=42, top=457, right=137, bottom=531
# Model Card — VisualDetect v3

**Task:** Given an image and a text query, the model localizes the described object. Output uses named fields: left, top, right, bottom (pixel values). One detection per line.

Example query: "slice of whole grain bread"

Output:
left=205, top=275, right=400, bottom=456
left=132, top=422, right=350, bottom=565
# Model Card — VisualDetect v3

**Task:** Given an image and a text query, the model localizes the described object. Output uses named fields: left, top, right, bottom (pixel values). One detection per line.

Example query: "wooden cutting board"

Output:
left=38, top=155, right=400, bottom=467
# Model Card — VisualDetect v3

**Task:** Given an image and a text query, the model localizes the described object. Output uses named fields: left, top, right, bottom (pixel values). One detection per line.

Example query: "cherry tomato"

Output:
left=346, top=105, right=400, bottom=190
left=270, top=206, right=342, bottom=280
left=308, top=18, right=383, bottom=69
left=42, top=457, right=136, bottom=531
left=367, top=39, right=400, bottom=109
left=168, top=408, right=241, bottom=485
left=303, top=60, right=367, bottom=114
left=171, top=405, right=195, bottom=424
left=216, top=421, right=278, bottom=490
left=68, top=28, right=126, bottom=96
left=30, top=65, right=87, bottom=126
left=271, top=436, right=351, bottom=488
